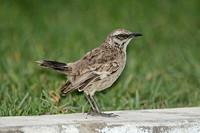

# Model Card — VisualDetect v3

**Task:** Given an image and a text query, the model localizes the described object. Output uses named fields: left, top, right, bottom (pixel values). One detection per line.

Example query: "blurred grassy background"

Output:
left=0, top=0, right=199, bottom=116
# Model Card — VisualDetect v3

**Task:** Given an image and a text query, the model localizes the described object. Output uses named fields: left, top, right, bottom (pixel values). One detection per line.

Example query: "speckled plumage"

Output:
left=37, top=29, right=142, bottom=117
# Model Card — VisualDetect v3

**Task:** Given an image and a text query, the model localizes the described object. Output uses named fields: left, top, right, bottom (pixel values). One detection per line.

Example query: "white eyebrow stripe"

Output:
left=113, top=31, right=123, bottom=36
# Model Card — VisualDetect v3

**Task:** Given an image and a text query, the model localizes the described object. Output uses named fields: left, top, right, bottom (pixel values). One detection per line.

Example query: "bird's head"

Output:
left=104, top=29, right=142, bottom=50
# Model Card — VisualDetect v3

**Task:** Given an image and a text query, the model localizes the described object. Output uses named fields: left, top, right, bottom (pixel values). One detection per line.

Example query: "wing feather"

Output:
left=67, top=46, right=121, bottom=91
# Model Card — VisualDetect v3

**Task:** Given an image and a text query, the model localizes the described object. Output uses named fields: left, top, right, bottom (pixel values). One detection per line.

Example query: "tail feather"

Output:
left=36, top=60, right=71, bottom=72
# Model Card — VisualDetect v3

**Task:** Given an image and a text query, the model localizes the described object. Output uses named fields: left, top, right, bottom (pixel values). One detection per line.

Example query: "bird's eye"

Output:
left=116, top=34, right=129, bottom=39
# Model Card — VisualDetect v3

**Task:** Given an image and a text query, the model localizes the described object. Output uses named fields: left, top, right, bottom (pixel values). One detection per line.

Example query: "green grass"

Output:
left=0, top=0, right=200, bottom=116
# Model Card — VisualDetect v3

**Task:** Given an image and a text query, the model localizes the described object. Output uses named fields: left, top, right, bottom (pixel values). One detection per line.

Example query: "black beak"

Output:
left=129, top=33, right=143, bottom=38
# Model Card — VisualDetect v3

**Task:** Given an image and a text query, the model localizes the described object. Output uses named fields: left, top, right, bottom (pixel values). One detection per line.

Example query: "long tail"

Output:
left=36, top=60, right=71, bottom=72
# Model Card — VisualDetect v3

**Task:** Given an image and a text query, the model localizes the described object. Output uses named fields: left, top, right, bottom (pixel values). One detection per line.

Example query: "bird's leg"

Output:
left=89, top=95, right=118, bottom=117
left=84, top=92, right=97, bottom=112
left=84, top=92, right=118, bottom=117
left=90, top=95, right=100, bottom=113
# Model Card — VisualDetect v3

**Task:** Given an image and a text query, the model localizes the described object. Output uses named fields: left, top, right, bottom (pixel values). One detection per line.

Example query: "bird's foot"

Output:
left=87, top=111, right=118, bottom=117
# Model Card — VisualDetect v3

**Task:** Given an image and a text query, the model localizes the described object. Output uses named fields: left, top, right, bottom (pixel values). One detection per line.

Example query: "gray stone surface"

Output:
left=0, top=107, right=200, bottom=133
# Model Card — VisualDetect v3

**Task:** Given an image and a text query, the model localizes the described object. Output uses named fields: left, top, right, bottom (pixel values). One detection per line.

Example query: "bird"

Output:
left=36, top=29, right=142, bottom=117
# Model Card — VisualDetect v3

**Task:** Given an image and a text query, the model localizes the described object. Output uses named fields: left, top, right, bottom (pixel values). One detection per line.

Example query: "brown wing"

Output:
left=66, top=46, right=121, bottom=91
left=61, top=74, right=98, bottom=95
left=60, top=61, right=119, bottom=95
left=77, top=61, right=120, bottom=91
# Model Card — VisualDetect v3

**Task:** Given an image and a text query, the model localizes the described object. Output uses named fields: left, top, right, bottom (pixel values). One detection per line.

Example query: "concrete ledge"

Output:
left=0, top=107, right=200, bottom=133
